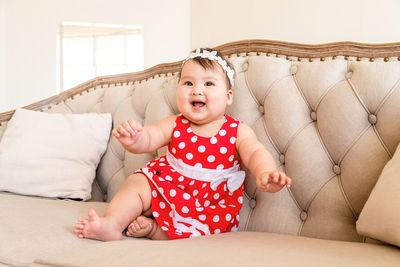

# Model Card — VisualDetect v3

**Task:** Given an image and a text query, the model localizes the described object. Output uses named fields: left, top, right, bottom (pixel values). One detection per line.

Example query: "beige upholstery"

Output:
left=31, top=232, right=400, bottom=267
left=0, top=40, right=399, bottom=266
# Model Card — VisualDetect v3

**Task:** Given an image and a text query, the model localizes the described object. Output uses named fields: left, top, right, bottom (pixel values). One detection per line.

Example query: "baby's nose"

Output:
left=191, top=86, right=203, bottom=95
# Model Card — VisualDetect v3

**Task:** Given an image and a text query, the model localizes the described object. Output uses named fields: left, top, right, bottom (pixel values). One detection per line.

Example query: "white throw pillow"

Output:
left=0, top=109, right=112, bottom=201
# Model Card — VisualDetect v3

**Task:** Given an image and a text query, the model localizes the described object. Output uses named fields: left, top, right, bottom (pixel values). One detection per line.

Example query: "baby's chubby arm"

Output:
left=236, top=123, right=292, bottom=193
left=112, top=115, right=177, bottom=154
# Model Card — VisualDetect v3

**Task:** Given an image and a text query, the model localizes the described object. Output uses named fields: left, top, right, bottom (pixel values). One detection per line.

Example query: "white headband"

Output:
left=184, top=48, right=235, bottom=88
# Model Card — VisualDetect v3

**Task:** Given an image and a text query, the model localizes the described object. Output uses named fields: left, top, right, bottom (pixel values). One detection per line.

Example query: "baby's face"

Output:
left=177, top=60, right=233, bottom=126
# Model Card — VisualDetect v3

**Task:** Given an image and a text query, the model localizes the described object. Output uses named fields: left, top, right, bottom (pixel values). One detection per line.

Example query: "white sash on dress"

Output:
left=166, top=150, right=245, bottom=192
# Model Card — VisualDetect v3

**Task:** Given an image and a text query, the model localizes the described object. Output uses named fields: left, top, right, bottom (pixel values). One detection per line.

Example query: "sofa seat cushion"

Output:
left=0, top=193, right=110, bottom=266
left=31, top=231, right=400, bottom=267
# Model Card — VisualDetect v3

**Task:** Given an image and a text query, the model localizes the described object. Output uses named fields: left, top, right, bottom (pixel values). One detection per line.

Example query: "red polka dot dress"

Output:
left=135, top=114, right=244, bottom=239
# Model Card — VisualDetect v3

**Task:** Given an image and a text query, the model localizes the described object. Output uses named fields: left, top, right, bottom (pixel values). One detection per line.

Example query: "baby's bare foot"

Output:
left=126, top=216, right=157, bottom=238
left=74, top=208, right=122, bottom=241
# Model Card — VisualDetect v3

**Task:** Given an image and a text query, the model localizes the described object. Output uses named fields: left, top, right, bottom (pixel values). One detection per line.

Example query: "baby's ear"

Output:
left=227, top=90, right=233, bottom=105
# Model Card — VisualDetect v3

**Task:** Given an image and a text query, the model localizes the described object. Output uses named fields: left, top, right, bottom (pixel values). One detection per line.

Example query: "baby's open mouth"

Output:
left=191, top=101, right=206, bottom=108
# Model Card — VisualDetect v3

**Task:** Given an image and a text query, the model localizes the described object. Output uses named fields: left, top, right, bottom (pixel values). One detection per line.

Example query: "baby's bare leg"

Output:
left=74, top=173, right=152, bottom=241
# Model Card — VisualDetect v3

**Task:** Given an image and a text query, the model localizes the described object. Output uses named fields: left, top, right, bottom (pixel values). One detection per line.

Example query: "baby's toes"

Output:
left=126, top=222, right=138, bottom=236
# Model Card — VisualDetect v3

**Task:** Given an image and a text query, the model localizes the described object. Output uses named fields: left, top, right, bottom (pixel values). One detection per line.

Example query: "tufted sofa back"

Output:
left=1, top=40, right=400, bottom=244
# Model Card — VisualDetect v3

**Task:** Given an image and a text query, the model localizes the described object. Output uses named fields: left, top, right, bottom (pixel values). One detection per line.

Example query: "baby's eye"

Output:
left=205, top=81, right=214, bottom=86
left=184, top=81, right=193, bottom=86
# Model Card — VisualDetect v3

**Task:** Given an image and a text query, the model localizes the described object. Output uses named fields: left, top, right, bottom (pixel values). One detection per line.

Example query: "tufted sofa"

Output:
left=1, top=40, right=400, bottom=266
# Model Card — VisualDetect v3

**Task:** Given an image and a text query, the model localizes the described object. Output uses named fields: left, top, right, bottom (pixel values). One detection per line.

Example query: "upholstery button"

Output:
left=290, top=65, right=298, bottom=75
left=333, top=165, right=341, bottom=175
left=346, top=71, right=353, bottom=79
left=249, top=198, right=256, bottom=209
left=300, top=211, right=308, bottom=221
left=242, top=62, right=249, bottom=72
left=258, top=105, right=265, bottom=114
left=368, top=114, right=377, bottom=125
left=310, top=111, right=317, bottom=121
left=279, top=154, right=285, bottom=164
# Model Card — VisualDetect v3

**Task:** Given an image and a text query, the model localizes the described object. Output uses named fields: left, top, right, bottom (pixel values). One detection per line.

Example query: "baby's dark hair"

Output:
left=179, top=48, right=235, bottom=89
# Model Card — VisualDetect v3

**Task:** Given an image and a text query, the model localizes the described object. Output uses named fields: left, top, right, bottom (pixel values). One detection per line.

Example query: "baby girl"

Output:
left=74, top=48, right=292, bottom=240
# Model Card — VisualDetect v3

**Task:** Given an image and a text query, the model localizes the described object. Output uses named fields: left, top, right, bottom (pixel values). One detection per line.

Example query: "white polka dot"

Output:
left=196, top=207, right=204, bottom=212
left=159, top=157, right=165, bottom=162
left=189, top=180, right=195, bottom=186
left=225, top=214, right=232, bottom=221
left=199, top=214, right=206, bottom=221
left=220, top=147, right=227, bottom=154
left=182, top=119, right=189, bottom=124
left=230, top=137, right=236, bottom=144
left=187, top=127, right=193, bottom=133
left=210, top=205, right=216, bottom=209
left=198, top=145, right=206, bottom=153
left=186, top=153, right=193, bottom=160
left=158, top=177, right=165, bottom=181
left=173, top=122, right=177, bottom=128
left=191, top=136, right=197, bottom=142
left=159, top=202, right=166, bottom=209
left=152, top=190, right=157, bottom=198
left=214, top=229, right=221, bottom=234
left=219, top=204, right=226, bottom=208
left=236, top=214, right=240, bottom=221
left=169, top=211, right=173, bottom=218
left=230, top=123, right=238, bottom=127
left=210, top=137, right=218, bottom=144
left=195, top=200, right=201, bottom=207
left=159, top=188, right=164, bottom=194
left=178, top=142, right=186, bottom=149
left=217, top=164, right=224, bottom=170
left=164, top=221, right=170, bottom=226
left=159, top=163, right=166, bottom=166
left=238, top=196, right=243, bottom=204
left=170, top=189, right=176, bottom=197
left=165, top=175, right=173, bottom=181
left=178, top=176, right=184, bottom=182
left=203, top=192, right=208, bottom=198
left=213, top=193, right=220, bottom=200
left=219, top=199, right=225, bottom=205
left=172, top=147, right=177, bottom=154
left=153, top=211, right=159, bottom=218
left=174, top=131, right=180, bottom=138
left=194, top=163, right=202, bottom=168
left=150, top=162, right=156, bottom=167
left=182, top=206, right=189, bottom=213
left=204, top=200, right=210, bottom=207
left=223, top=184, right=227, bottom=191
left=183, top=193, right=191, bottom=200
left=213, top=215, right=220, bottom=222
left=202, top=183, right=207, bottom=189
left=229, top=155, right=234, bottom=162
left=161, top=226, right=169, bottom=231
left=193, top=190, right=199, bottom=196
left=178, top=185, right=185, bottom=190
left=219, top=129, right=226, bottom=136
left=207, top=155, right=215, bottom=162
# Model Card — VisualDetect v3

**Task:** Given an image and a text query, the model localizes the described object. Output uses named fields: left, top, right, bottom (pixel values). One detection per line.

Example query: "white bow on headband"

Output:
left=184, top=48, right=235, bottom=88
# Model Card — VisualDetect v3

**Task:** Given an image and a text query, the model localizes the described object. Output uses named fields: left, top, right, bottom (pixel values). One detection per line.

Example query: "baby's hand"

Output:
left=112, top=120, right=143, bottom=148
left=256, top=171, right=292, bottom=193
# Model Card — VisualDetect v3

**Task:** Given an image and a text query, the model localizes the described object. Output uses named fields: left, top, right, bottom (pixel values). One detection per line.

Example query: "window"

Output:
left=58, top=22, right=144, bottom=91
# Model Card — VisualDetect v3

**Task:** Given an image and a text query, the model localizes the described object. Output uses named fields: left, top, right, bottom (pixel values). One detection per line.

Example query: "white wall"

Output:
left=0, top=0, right=190, bottom=112
left=191, top=0, right=400, bottom=48
left=0, top=0, right=6, bottom=111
